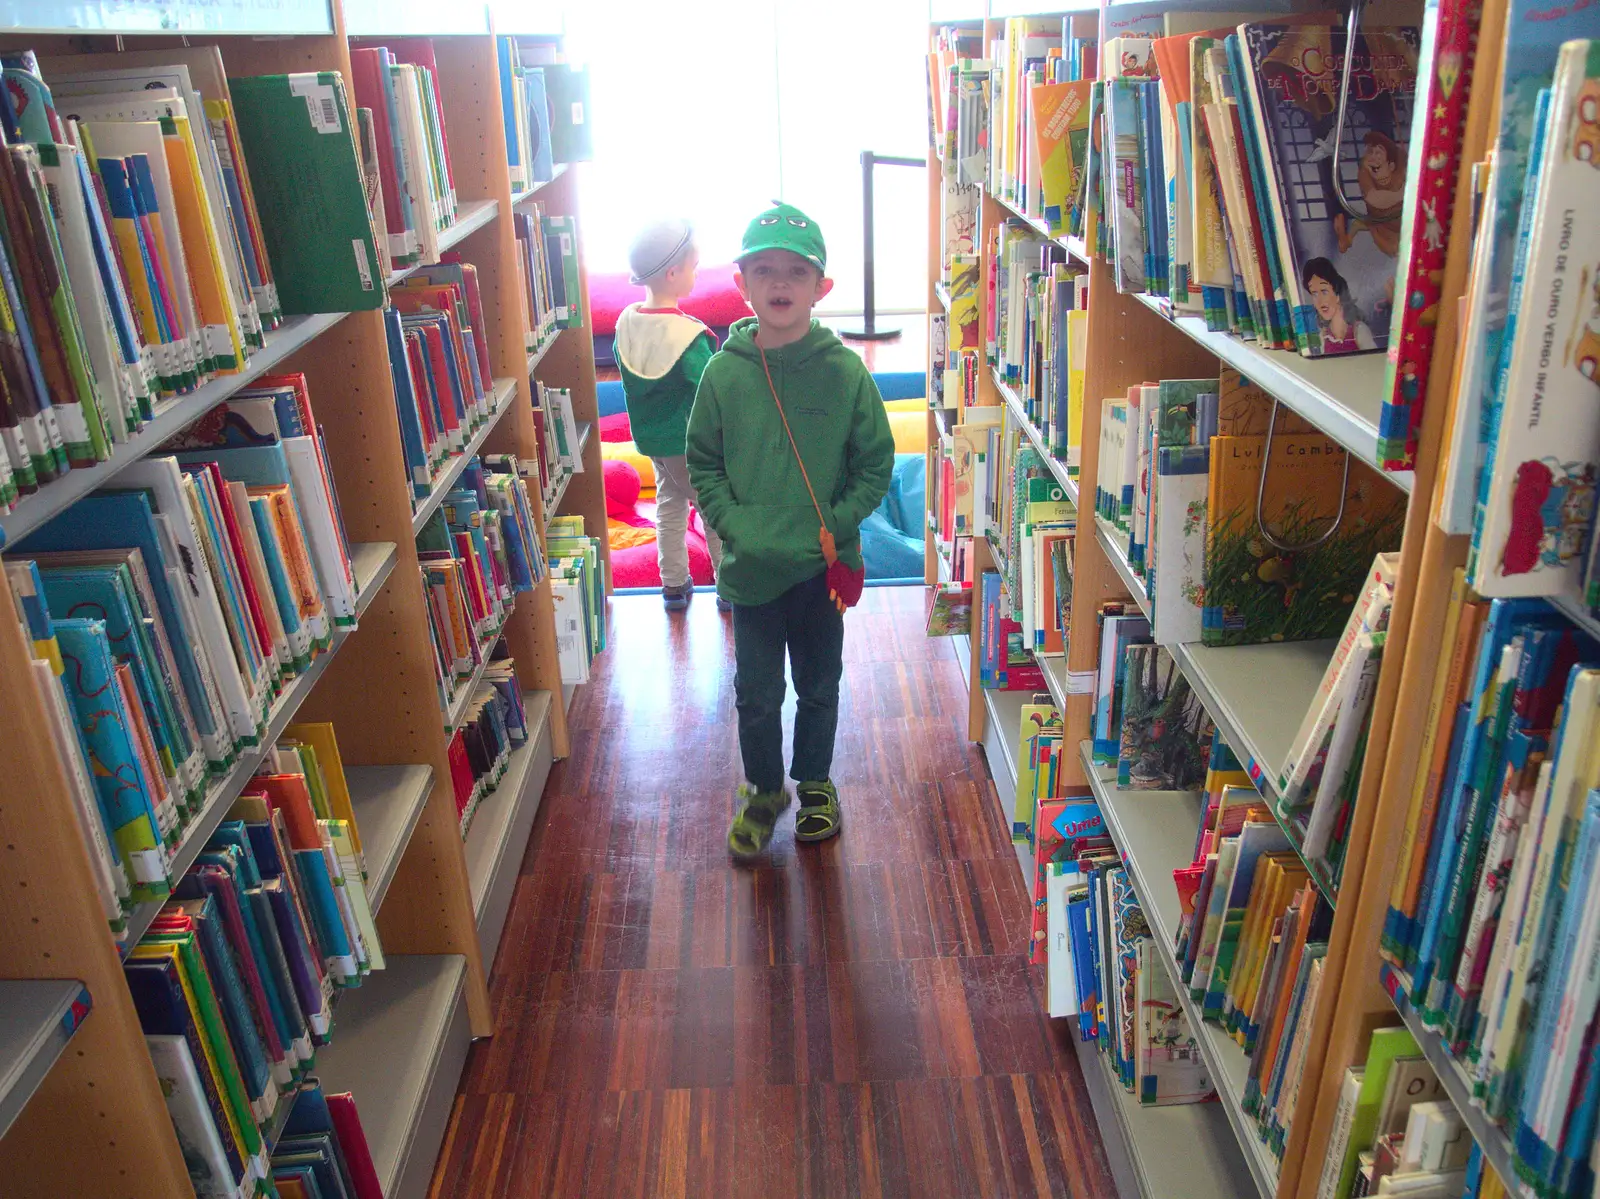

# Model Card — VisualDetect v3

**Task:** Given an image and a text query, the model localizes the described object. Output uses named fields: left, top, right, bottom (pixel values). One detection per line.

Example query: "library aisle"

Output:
left=428, top=587, right=1115, bottom=1198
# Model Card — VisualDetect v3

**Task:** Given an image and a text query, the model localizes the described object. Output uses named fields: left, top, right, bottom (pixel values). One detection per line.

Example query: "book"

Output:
left=1203, top=431, right=1406, bottom=646
left=1239, top=23, right=1420, bottom=357
left=1470, top=39, right=1600, bottom=606
left=1117, top=643, right=1211, bottom=790
left=225, top=73, right=382, bottom=313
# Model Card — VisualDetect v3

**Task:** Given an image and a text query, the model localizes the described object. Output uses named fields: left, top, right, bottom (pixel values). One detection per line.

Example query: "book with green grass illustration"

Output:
left=1203, top=434, right=1405, bottom=646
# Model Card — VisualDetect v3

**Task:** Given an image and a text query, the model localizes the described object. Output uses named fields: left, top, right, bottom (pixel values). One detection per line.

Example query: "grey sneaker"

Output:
left=662, top=582, right=693, bottom=612
left=716, top=595, right=733, bottom=613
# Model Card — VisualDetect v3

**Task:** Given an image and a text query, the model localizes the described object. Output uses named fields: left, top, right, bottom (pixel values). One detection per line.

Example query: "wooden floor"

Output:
left=428, top=586, right=1114, bottom=1198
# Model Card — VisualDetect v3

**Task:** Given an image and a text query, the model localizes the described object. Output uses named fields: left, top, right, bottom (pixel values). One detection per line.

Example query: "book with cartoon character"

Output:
left=1472, top=40, right=1600, bottom=604
left=1238, top=22, right=1421, bottom=358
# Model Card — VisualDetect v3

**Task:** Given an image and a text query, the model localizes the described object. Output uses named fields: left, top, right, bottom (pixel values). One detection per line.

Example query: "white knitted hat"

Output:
left=627, top=218, right=695, bottom=285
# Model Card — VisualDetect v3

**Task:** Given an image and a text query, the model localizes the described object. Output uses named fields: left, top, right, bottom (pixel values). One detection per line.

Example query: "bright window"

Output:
left=551, top=0, right=931, bottom=313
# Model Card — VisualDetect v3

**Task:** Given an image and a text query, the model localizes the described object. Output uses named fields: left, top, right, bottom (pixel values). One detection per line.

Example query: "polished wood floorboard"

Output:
left=429, top=586, right=1114, bottom=1198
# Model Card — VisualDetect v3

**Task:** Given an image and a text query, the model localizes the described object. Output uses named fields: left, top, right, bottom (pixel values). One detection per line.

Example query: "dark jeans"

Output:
left=732, top=571, right=845, bottom=794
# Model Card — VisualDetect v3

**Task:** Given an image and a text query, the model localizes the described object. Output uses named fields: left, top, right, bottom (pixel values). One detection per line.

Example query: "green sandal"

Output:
left=728, top=784, right=791, bottom=860
left=795, top=781, right=842, bottom=843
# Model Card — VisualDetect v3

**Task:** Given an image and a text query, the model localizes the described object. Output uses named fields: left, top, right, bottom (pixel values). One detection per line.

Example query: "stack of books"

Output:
left=348, top=38, right=459, bottom=271
left=1379, top=576, right=1600, bottom=1197
left=529, top=381, right=583, bottom=513
left=988, top=218, right=1087, bottom=469
left=0, top=48, right=385, bottom=516
left=548, top=514, right=605, bottom=686
left=497, top=36, right=555, bottom=194
left=1094, top=369, right=1406, bottom=648
left=1172, top=732, right=1335, bottom=1165
left=4, top=373, right=358, bottom=936
left=418, top=456, right=543, bottom=720
left=125, top=719, right=384, bottom=1199
left=447, top=661, right=528, bottom=835
left=1441, top=38, right=1600, bottom=628
left=1040, top=790, right=1218, bottom=1110
left=494, top=35, right=591, bottom=195
left=514, top=205, right=583, bottom=351
left=1319, top=1024, right=1490, bottom=1198
left=383, top=286, right=497, bottom=511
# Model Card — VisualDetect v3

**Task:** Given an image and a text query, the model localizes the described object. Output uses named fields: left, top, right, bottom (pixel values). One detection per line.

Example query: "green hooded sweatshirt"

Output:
left=687, top=317, right=895, bottom=607
left=614, top=303, right=717, bottom=459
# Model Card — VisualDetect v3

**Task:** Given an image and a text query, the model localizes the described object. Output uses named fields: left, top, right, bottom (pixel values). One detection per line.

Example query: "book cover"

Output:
left=1472, top=40, right=1600, bottom=604
left=1152, top=443, right=1210, bottom=646
left=1030, top=80, right=1093, bottom=235
left=1117, top=643, right=1211, bottom=790
left=1241, top=23, right=1420, bottom=357
left=226, top=73, right=382, bottom=313
left=1106, top=78, right=1149, bottom=293
left=1136, top=938, right=1214, bottom=1104
left=1203, top=433, right=1406, bottom=646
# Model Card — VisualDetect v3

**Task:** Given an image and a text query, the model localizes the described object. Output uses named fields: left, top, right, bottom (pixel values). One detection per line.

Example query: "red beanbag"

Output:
left=603, top=459, right=644, bottom=520
left=598, top=412, right=632, bottom=443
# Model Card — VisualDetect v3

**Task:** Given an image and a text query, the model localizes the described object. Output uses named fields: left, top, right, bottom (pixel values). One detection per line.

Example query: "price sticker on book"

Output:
left=289, top=75, right=342, bottom=135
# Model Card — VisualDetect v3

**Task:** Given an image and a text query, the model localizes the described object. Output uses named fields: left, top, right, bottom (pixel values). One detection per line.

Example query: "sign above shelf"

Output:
left=0, top=0, right=333, bottom=35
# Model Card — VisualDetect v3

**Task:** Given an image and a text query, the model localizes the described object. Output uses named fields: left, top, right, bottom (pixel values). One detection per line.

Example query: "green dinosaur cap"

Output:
left=737, top=201, right=826, bottom=273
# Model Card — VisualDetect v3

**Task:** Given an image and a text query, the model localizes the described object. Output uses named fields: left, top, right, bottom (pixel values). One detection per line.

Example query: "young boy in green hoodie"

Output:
left=616, top=218, right=723, bottom=611
left=687, top=202, right=895, bottom=859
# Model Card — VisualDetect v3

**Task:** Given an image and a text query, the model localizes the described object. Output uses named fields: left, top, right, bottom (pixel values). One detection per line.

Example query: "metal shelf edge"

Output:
left=0, top=980, right=89, bottom=1143
left=410, top=381, right=518, bottom=537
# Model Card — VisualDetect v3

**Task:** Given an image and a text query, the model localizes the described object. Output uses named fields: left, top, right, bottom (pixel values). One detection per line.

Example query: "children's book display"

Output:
left=0, top=575, right=390, bottom=1199
left=4, top=369, right=361, bottom=940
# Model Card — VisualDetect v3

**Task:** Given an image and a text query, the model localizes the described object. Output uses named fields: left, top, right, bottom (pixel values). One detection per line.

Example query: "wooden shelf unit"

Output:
left=926, top=2, right=1495, bottom=1196
left=0, top=6, right=604, bottom=1194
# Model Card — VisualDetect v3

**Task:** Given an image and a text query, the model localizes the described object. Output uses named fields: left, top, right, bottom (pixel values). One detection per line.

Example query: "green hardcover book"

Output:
left=224, top=72, right=384, bottom=315
left=541, top=63, right=593, bottom=163
left=1334, top=1025, right=1420, bottom=1198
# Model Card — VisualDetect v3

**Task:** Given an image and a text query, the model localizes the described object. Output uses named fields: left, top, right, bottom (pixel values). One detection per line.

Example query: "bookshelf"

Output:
left=1081, top=746, right=1276, bottom=1198
left=0, top=312, right=348, bottom=545
left=0, top=4, right=605, bottom=1196
left=0, top=982, right=89, bottom=1143
left=926, top=3, right=1500, bottom=1197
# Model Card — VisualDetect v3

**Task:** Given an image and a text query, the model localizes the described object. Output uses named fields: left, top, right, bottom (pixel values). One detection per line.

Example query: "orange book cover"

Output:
left=258, top=772, right=320, bottom=851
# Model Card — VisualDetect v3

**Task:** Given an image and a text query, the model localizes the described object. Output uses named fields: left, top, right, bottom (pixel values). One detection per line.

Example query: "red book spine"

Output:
left=349, top=48, right=407, bottom=265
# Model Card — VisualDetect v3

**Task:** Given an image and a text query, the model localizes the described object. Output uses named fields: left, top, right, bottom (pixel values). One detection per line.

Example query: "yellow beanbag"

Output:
left=885, top=397, right=928, bottom=455
left=601, top=439, right=655, bottom=498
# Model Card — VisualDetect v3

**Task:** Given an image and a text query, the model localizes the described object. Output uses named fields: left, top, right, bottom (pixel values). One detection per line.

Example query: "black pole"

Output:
left=841, top=152, right=922, bottom=342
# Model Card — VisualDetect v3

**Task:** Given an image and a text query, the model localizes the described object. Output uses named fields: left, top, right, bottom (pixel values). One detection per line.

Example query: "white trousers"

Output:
left=652, top=454, right=723, bottom=590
